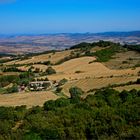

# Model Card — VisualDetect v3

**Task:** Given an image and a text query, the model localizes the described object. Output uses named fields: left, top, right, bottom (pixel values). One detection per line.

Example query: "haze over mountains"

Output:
left=0, top=31, right=140, bottom=54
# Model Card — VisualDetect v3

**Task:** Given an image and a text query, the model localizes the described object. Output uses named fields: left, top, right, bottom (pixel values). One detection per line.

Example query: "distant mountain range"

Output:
left=1, top=31, right=140, bottom=37
left=94, top=31, right=140, bottom=37
left=0, top=31, right=140, bottom=54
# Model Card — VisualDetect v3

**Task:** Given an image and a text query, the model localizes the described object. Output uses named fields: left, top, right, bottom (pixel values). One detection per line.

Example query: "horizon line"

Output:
left=0, top=30, right=140, bottom=36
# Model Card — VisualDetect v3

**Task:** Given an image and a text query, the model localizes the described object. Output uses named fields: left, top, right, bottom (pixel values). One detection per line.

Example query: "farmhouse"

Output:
left=29, top=81, right=52, bottom=91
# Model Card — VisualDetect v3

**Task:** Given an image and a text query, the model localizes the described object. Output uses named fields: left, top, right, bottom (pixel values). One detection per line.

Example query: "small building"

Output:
left=29, top=81, right=52, bottom=91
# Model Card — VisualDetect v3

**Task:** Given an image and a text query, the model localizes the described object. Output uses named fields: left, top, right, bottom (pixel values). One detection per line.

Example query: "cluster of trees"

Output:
left=93, top=45, right=124, bottom=62
left=123, top=44, right=140, bottom=52
left=70, top=40, right=117, bottom=50
left=68, top=41, right=125, bottom=62
left=2, top=67, right=23, bottom=72
left=0, top=69, right=35, bottom=94
left=0, top=87, right=139, bottom=139
left=70, top=40, right=140, bottom=54
left=33, top=67, right=56, bottom=76
left=0, top=75, right=19, bottom=88
left=69, top=41, right=140, bottom=63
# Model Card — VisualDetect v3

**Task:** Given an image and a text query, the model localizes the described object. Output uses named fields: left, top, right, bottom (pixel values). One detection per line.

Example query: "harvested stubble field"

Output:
left=6, top=50, right=72, bottom=65
left=104, top=51, right=140, bottom=69
left=19, top=64, right=48, bottom=72
left=62, top=76, right=139, bottom=96
left=0, top=91, right=58, bottom=108
left=48, top=56, right=140, bottom=81
left=114, top=84, right=140, bottom=91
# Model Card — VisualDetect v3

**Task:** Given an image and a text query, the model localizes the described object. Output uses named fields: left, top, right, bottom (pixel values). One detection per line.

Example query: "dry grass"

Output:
left=62, top=76, right=138, bottom=96
left=104, top=51, right=140, bottom=69
left=90, top=46, right=110, bottom=52
left=48, top=56, right=140, bottom=81
left=114, top=84, right=140, bottom=92
left=48, top=57, right=109, bottom=80
left=0, top=57, right=11, bottom=61
left=0, top=91, right=58, bottom=108
left=18, top=64, right=48, bottom=72
left=6, top=50, right=72, bottom=65
left=0, top=72, right=19, bottom=76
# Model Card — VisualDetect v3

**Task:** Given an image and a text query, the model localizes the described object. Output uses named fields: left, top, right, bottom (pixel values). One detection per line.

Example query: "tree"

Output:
left=55, top=98, right=70, bottom=108
left=43, top=100, right=55, bottom=111
left=7, top=84, right=18, bottom=93
left=46, top=67, right=56, bottom=75
left=58, top=78, right=68, bottom=86
left=20, top=79, right=29, bottom=86
left=34, top=68, right=40, bottom=73
left=69, top=87, right=84, bottom=99
left=43, top=61, right=51, bottom=66
left=136, top=78, right=140, bottom=84
left=56, top=87, right=62, bottom=93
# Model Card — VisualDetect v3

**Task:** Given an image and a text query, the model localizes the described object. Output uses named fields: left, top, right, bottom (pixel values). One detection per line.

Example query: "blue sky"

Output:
left=0, top=0, right=140, bottom=34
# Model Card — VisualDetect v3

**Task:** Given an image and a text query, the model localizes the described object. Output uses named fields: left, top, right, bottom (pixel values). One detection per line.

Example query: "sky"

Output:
left=0, top=0, right=140, bottom=34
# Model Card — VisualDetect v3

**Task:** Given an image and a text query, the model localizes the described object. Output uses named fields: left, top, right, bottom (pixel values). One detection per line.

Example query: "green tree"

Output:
left=46, top=67, right=56, bottom=75
left=69, top=87, right=84, bottom=99
left=7, top=84, right=18, bottom=93
left=43, top=100, right=55, bottom=111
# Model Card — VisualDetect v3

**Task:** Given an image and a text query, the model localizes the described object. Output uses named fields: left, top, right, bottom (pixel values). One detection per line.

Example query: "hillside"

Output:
left=0, top=40, right=140, bottom=107
left=0, top=40, right=140, bottom=140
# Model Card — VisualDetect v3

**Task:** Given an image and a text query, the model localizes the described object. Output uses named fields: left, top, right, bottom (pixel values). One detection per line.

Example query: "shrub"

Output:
left=56, top=87, right=62, bottom=93
left=46, top=67, right=56, bottom=75
left=58, top=78, right=68, bottom=86
left=136, top=78, right=140, bottom=84
left=7, top=84, right=18, bottom=93
left=43, top=61, right=51, bottom=66
left=34, top=68, right=40, bottom=73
